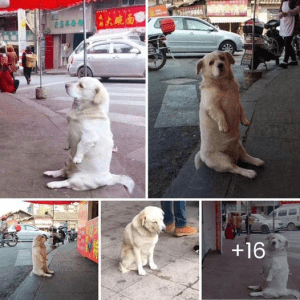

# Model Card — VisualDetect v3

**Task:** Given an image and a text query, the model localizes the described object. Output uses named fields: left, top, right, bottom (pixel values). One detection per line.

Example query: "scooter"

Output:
left=242, top=19, right=284, bottom=70
left=148, top=18, right=176, bottom=71
left=67, top=228, right=77, bottom=242
left=49, top=226, right=65, bottom=246
left=1, top=231, right=19, bottom=247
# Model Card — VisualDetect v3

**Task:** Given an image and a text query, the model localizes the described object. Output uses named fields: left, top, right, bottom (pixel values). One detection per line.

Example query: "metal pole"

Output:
left=39, top=7, right=42, bottom=87
left=83, top=0, right=87, bottom=77
left=251, top=0, right=257, bottom=71
left=34, top=10, right=37, bottom=74
left=273, top=201, right=275, bottom=233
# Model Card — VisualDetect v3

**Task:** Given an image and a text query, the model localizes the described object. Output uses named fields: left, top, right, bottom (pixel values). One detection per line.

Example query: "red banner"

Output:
left=95, top=6, right=145, bottom=30
left=207, top=0, right=248, bottom=17
left=281, top=201, right=300, bottom=205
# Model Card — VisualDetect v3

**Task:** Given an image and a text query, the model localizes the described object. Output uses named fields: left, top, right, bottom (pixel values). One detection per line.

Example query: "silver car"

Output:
left=8, top=224, right=50, bottom=241
left=241, top=214, right=285, bottom=234
left=68, top=39, right=146, bottom=80
left=148, top=16, right=244, bottom=55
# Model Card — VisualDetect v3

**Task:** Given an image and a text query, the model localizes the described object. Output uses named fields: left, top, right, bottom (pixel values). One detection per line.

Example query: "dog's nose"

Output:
left=218, top=63, right=224, bottom=69
left=272, top=241, right=276, bottom=244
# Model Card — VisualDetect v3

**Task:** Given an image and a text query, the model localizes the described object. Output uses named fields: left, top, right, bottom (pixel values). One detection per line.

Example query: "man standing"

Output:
left=62, top=220, right=68, bottom=240
left=0, top=216, right=8, bottom=248
left=22, top=46, right=33, bottom=84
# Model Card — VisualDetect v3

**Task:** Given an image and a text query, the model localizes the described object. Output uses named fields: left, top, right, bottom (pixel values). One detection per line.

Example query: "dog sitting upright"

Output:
left=194, top=51, right=264, bottom=178
left=249, top=233, right=300, bottom=299
left=44, top=77, right=134, bottom=193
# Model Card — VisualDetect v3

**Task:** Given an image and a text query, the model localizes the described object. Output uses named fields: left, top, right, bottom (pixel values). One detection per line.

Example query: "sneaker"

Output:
left=174, top=225, right=197, bottom=237
left=288, top=61, right=298, bottom=66
left=279, top=63, right=288, bottom=69
left=165, top=223, right=175, bottom=233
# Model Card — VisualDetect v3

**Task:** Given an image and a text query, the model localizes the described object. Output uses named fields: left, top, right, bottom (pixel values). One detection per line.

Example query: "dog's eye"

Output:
left=79, top=83, right=84, bottom=88
left=209, top=60, right=214, bottom=66
left=220, top=56, right=225, bottom=61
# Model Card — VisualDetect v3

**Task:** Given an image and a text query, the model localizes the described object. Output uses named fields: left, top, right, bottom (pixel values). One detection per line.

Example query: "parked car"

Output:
left=241, top=214, right=284, bottom=234
left=8, top=225, right=50, bottom=241
left=68, top=39, right=145, bottom=79
left=148, top=16, right=244, bottom=55
left=269, top=204, right=300, bottom=230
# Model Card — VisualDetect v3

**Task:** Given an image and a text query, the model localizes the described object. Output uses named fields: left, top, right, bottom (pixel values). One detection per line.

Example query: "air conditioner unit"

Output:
left=0, top=0, right=10, bottom=8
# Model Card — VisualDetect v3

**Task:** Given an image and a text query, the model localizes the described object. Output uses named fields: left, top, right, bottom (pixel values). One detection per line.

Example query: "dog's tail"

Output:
left=287, top=289, right=300, bottom=300
left=194, top=151, right=202, bottom=170
left=111, top=174, right=135, bottom=194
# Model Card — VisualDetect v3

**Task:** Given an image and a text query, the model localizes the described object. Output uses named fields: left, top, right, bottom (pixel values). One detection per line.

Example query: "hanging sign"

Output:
left=95, top=6, right=145, bottom=30
left=0, top=0, right=10, bottom=8
left=207, top=0, right=248, bottom=17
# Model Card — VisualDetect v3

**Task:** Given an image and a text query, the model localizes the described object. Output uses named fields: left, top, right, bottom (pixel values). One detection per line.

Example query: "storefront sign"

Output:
left=95, top=6, right=145, bottom=30
left=85, top=217, right=98, bottom=264
left=2, top=30, right=35, bottom=43
left=207, top=0, right=248, bottom=17
left=175, top=5, right=204, bottom=17
left=148, top=5, right=169, bottom=18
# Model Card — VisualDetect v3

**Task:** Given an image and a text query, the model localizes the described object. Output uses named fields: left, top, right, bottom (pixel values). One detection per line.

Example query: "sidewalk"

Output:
left=101, top=201, right=199, bottom=300
left=202, top=233, right=300, bottom=299
left=164, top=65, right=300, bottom=198
left=0, top=91, right=140, bottom=198
left=11, top=241, right=98, bottom=300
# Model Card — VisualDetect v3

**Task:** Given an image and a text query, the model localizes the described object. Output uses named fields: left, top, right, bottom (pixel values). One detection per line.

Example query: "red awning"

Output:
left=0, top=0, right=95, bottom=11
left=25, top=201, right=80, bottom=205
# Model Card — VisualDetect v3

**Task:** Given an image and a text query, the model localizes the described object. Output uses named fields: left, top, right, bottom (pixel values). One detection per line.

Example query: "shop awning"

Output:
left=209, top=16, right=250, bottom=23
left=171, top=0, right=198, bottom=8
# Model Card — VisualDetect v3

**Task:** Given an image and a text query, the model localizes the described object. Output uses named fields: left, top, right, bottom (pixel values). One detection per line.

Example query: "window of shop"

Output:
left=122, top=0, right=135, bottom=6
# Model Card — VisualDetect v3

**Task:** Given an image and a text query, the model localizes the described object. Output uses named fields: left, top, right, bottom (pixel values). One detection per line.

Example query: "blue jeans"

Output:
left=161, top=201, right=187, bottom=228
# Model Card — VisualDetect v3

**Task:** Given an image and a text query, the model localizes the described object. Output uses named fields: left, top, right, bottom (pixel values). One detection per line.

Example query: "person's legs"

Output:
left=24, top=67, right=29, bottom=82
left=0, top=233, right=4, bottom=247
left=173, top=201, right=187, bottom=228
left=28, top=68, right=32, bottom=82
left=161, top=201, right=174, bottom=226
left=286, top=36, right=296, bottom=62
left=14, top=79, right=19, bottom=92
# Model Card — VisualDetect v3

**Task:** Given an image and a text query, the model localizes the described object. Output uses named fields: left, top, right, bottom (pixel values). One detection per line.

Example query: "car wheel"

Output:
left=287, top=223, right=296, bottom=231
left=77, top=67, right=93, bottom=78
left=219, top=41, right=236, bottom=55
left=261, top=225, right=269, bottom=234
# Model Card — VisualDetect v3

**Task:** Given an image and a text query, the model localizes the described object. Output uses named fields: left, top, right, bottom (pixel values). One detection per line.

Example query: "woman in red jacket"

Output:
left=0, top=63, right=19, bottom=93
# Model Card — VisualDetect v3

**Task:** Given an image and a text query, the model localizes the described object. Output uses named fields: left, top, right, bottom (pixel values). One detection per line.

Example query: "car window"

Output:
left=154, top=18, right=183, bottom=30
left=88, top=43, right=111, bottom=54
left=186, top=19, right=212, bottom=31
left=269, top=211, right=276, bottom=217
left=278, top=210, right=287, bottom=216
left=113, top=43, right=133, bottom=54
left=289, top=208, right=297, bottom=215
left=26, top=225, right=37, bottom=231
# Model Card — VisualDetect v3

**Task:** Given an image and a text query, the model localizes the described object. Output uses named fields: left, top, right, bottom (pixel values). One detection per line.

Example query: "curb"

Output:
left=162, top=67, right=282, bottom=198
left=10, top=245, right=58, bottom=300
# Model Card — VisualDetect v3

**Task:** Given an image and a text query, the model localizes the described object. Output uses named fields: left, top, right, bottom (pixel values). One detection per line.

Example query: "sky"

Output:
left=0, top=200, right=31, bottom=216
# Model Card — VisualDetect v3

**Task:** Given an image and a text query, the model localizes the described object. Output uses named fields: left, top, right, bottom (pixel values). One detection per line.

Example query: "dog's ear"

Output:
left=93, top=87, right=102, bottom=104
left=224, top=51, right=235, bottom=65
left=141, top=215, right=146, bottom=227
left=196, top=59, right=204, bottom=75
left=265, top=234, right=272, bottom=241
left=285, top=239, right=289, bottom=249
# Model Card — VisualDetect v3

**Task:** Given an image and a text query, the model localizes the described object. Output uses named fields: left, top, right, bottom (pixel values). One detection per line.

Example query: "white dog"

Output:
left=249, top=233, right=300, bottom=299
left=32, top=235, right=54, bottom=277
left=194, top=51, right=264, bottom=178
left=44, top=77, right=134, bottom=193
left=119, top=206, right=165, bottom=276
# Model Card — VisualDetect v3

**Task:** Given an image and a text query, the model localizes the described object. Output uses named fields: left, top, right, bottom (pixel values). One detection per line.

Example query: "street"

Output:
left=148, top=52, right=279, bottom=198
left=1, top=73, right=145, bottom=198
left=202, top=230, right=300, bottom=299
left=0, top=240, right=55, bottom=299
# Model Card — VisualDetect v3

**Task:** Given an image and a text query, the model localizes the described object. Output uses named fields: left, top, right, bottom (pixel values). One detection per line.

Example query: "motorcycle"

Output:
left=1, top=231, right=19, bottom=247
left=148, top=18, right=175, bottom=71
left=242, top=19, right=284, bottom=70
left=49, top=226, right=65, bottom=246
left=67, top=228, right=77, bottom=242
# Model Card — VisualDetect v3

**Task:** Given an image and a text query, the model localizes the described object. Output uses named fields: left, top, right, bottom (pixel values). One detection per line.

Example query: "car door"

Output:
left=111, top=42, right=143, bottom=77
left=184, top=18, right=219, bottom=52
left=87, top=42, right=113, bottom=77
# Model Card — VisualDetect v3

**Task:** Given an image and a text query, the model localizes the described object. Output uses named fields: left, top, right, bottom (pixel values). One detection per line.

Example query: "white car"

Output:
left=148, top=16, right=244, bottom=55
left=242, top=214, right=285, bottom=234
left=68, top=39, right=146, bottom=80
left=269, top=205, right=300, bottom=230
left=8, top=224, right=50, bottom=241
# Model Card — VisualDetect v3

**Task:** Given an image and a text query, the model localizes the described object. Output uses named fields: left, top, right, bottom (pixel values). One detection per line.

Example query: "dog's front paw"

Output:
left=48, top=270, right=55, bottom=274
left=149, top=263, right=158, bottom=270
left=47, top=182, right=58, bottom=189
left=73, top=156, right=83, bottom=164
left=138, top=269, right=146, bottom=276
left=219, top=122, right=229, bottom=133
left=266, top=276, right=272, bottom=282
left=242, top=119, right=251, bottom=126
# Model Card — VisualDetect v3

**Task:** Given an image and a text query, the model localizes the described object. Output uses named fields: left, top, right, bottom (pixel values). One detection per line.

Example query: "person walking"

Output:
left=228, top=213, right=237, bottom=236
left=22, top=46, right=33, bottom=84
left=0, top=216, right=8, bottom=248
left=279, top=0, right=300, bottom=68
left=62, top=220, right=68, bottom=240
left=236, top=213, right=243, bottom=236
left=7, top=45, right=18, bottom=79
left=161, top=201, right=197, bottom=237
left=246, top=213, right=255, bottom=235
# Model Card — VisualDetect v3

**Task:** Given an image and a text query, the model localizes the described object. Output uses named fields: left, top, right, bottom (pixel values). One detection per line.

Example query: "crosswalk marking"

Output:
left=109, top=113, right=145, bottom=127
left=14, top=250, right=32, bottom=267
left=154, top=85, right=199, bottom=128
